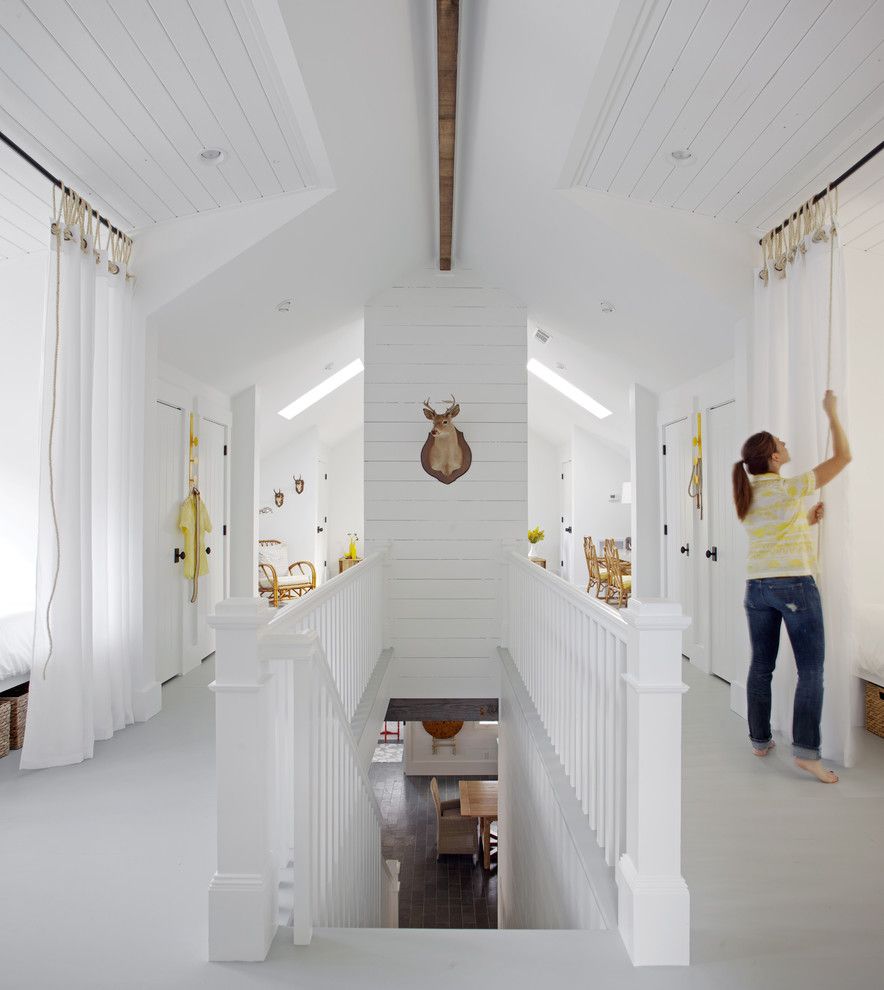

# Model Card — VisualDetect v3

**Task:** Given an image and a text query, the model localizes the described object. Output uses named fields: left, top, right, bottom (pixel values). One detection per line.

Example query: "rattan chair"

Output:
left=258, top=539, right=316, bottom=607
left=584, top=537, right=608, bottom=596
left=602, top=542, right=631, bottom=609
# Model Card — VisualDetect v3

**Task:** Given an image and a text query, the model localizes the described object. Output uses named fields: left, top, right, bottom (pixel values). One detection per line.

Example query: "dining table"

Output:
left=459, top=779, right=498, bottom=870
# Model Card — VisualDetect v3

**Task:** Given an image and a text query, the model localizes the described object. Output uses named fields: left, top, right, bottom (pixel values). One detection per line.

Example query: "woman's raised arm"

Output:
left=814, top=390, right=852, bottom=488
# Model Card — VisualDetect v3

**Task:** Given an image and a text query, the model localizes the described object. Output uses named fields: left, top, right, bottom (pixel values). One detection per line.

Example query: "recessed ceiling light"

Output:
left=199, top=148, right=226, bottom=165
left=600, top=300, right=615, bottom=314
left=668, top=148, right=694, bottom=167
left=276, top=299, right=292, bottom=312
left=277, top=359, right=364, bottom=420
left=527, top=359, right=612, bottom=419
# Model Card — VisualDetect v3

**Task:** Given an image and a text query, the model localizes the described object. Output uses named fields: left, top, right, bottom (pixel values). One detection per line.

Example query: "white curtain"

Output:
left=750, top=224, right=859, bottom=766
left=21, top=199, right=137, bottom=769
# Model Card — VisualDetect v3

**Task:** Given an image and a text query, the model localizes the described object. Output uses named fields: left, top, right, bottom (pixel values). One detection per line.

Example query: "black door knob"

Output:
left=564, top=526, right=572, bottom=533
left=680, top=544, right=689, bottom=556
left=174, top=548, right=186, bottom=563
left=205, top=547, right=211, bottom=555
left=317, top=526, right=324, bottom=533
left=705, top=546, right=718, bottom=561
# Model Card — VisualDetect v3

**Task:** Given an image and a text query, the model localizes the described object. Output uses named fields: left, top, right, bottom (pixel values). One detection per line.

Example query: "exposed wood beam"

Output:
left=436, top=0, right=458, bottom=271
left=385, top=698, right=499, bottom=722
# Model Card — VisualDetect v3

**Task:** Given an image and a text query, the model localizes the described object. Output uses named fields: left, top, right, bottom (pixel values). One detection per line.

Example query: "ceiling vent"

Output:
left=534, top=327, right=550, bottom=344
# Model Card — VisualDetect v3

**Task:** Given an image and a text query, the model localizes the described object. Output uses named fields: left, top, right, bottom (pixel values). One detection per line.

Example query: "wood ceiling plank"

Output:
left=0, top=75, right=148, bottom=228
left=437, top=0, right=458, bottom=271
left=632, top=0, right=788, bottom=203
left=107, top=0, right=259, bottom=205
left=188, top=0, right=305, bottom=192
left=149, top=0, right=284, bottom=199
left=4, top=0, right=191, bottom=218
left=709, top=14, right=884, bottom=221
left=589, top=0, right=708, bottom=192
left=64, top=0, right=237, bottom=213
left=841, top=198, right=884, bottom=244
left=0, top=186, right=47, bottom=243
left=669, top=0, right=867, bottom=213
left=719, top=42, right=884, bottom=224
left=653, top=0, right=835, bottom=209
left=753, top=117, right=884, bottom=233
left=0, top=211, right=42, bottom=252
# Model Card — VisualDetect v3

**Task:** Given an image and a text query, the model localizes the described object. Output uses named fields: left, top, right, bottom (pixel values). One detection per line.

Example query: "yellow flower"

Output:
left=528, top=526, right=545, bottom=544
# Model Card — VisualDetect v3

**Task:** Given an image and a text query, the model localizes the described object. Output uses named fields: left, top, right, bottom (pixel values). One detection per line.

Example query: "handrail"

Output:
left=260, top=628, right=386, bottom=827
left=506, top=551, right=628, bottom=634
left=264, top=551, right=385, bottom=632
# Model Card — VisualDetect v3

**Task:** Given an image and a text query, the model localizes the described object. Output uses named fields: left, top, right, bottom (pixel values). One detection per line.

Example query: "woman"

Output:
left=733, top=390, right=851, bottom=784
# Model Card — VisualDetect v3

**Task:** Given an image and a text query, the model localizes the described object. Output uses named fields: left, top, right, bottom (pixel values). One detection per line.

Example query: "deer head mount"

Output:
left=420, top=394, right=472, bottom=484
left=293, top=475, right=305, bottom=495
left=273, top=489, right=285, bottom=507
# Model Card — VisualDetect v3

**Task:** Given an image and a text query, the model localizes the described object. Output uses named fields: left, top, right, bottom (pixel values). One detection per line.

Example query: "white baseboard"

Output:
left=133, top=681, right=161, bottom=722
left=404, top=758, right=498, bottom=777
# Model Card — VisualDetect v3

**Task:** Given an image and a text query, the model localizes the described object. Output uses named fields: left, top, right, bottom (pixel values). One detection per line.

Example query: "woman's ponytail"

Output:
left=733, top=431, right=778, bottom=520
left=733, top=461, right=752, bottom=520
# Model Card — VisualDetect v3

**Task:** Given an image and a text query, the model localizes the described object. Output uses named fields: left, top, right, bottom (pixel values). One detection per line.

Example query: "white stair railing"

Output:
left=207, top=553, right=395, bottom=962
left=500, top=550, right=691, bottom=966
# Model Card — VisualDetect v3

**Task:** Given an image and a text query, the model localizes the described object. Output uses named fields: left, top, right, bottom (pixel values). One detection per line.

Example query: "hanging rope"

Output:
left=40, top=185, right=134, bottom=678
left=817, top=187, right=839, bottom=559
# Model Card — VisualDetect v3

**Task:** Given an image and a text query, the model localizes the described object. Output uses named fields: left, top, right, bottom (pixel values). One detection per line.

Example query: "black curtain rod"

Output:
left=760, top=137, right=884, bottom=244
left=0, top=128, right=128, bottom=241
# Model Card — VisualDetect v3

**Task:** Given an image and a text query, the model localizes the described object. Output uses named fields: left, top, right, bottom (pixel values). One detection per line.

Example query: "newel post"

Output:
left=207, top=597, right=277, bottom=962
left=617, top=598, right=691, bottom=966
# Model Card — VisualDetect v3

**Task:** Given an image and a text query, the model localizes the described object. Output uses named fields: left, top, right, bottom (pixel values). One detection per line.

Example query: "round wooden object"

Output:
left=421, top=720, right=464, bottom=740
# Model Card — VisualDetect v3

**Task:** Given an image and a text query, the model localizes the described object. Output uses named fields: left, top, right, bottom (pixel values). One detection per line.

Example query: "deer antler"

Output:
left=444, top=394, right=458, bottom=415
left=423, top=397, right=436, bottom=414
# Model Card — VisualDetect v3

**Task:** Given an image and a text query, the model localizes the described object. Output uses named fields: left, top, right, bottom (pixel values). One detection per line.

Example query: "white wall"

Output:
left=569, top=425, right=631, bottom=582
left=258, top=427, right=322, bottom=573
left=527, top=429, right=561, bottom=574
left=844, top=248, right=884, bottom=604
left=0, top=252, right=47, bottom=615
left=327, top=427, right=365, bottom=566
left=403, top=720, right=498, bottom=776
left=364, top=269, right=527, bottom=697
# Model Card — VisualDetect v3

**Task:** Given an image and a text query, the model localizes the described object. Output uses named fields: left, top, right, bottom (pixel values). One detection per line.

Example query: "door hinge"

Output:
left=662, top=443, right=667, bottom=455
left=223, top=524, right=227, bottom=536
left=324, top=473, right=328, bottom=480
left=223, top=444, right=228, bottom=456
left=561, top=473, right=564, bottom=480
left=663, top=524, right=668, bottom=535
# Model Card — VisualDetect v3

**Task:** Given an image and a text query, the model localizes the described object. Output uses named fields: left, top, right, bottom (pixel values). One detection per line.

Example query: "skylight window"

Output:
left=277, top=359, right=364, bottom=420
left=527, top=359, right=612, bottom=419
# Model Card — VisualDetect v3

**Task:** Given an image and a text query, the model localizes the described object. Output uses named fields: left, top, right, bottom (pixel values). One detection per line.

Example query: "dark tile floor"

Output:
left=370, top=757, right=498, bottom=929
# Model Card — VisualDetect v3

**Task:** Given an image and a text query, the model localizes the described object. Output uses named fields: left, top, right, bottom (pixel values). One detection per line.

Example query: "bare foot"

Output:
left=794, top=757, right=839, bottom=783
left=753, top=741, right=775, bottom=757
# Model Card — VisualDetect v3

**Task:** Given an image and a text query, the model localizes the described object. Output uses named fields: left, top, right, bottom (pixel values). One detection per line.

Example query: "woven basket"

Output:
left=1, top=688, right=28, bottom=750
left=864, top=681, right=884, bottom=739
left=0, top=699, right=11, bottom=759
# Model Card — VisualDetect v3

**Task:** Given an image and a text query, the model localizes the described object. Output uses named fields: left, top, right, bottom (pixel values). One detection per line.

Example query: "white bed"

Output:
left=856, top=604, right=884, bottom=687
left=0, top=611, right=33, bottom=693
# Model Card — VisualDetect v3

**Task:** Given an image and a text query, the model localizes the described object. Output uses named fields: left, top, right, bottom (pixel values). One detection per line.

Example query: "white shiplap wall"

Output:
left=364, top=270, right=527, bottom=696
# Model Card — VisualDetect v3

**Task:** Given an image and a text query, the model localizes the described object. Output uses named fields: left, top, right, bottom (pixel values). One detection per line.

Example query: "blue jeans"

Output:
left=744, top=576, right=825, bottom=760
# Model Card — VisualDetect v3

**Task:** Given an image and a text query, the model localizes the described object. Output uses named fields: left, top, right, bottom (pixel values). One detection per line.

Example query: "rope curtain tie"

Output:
left=41, top=183, right=135, bottom=678
left=758, top=187, right=837, bottom=284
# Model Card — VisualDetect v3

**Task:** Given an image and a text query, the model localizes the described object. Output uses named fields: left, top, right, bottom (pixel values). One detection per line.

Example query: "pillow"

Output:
left=259, top=542, right=289, bottom=574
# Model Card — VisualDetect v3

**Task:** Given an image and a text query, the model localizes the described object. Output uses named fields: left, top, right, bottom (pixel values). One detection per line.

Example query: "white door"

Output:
left=663, top=417, right=694, bottom=658
left=706, top=401, right=738, bottom=683
left=183, top=417, right=228, bottom=667
left=155, top=402, right=185, bottom=683
left=560, top=460, right=573, bottom=582
left=316, top=461, right=329, bottom=585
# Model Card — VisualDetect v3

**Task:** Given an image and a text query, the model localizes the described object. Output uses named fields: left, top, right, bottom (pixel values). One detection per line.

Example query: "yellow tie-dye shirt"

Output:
left=743, top=470, right=817, bottom=579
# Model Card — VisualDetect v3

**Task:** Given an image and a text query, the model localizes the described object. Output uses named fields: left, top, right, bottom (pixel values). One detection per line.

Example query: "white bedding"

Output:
left=0, top=611, right=34, bottom=681
left=856, top=605, right=884, bottom=685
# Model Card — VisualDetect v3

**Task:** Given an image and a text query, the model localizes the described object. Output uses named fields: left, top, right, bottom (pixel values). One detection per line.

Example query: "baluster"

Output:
left=605, top=630, right=615, bottom=865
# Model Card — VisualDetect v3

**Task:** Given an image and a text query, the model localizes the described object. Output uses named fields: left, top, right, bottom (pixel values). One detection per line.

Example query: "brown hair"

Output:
left=733, top=431, right=777, bottom=521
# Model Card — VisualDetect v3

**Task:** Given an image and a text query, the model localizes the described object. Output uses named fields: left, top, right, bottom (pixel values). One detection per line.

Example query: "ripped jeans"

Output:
left=744, top=576, right=825, bottom=760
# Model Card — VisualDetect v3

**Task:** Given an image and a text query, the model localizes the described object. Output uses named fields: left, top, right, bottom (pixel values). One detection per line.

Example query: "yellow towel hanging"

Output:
left=688, top=412, right=703, bottom=520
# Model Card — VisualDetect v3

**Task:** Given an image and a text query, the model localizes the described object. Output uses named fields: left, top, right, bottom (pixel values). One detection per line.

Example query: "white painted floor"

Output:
left=1, top=657, right=883, bottom=989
